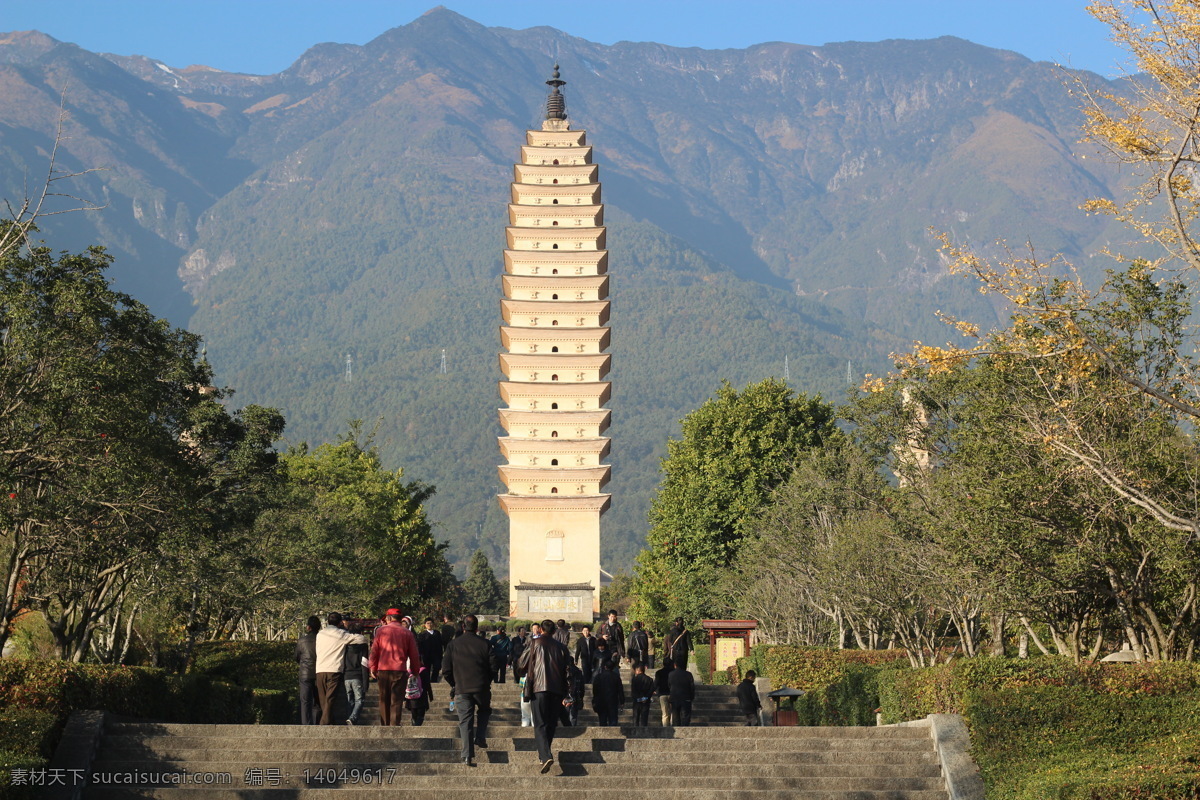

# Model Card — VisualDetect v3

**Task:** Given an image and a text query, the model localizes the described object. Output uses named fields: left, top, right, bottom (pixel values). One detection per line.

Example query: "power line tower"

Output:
left=440, top=349, right=447, bottom=374
left=847, top=360, right=853, bottom=384
left=783, top=355, right=790, bottom=383
left=344, top=353, right=353, bottom=384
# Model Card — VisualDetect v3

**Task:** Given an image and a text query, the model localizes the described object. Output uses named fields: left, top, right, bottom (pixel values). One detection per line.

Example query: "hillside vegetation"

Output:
left=0, top=10, right=1132, bottom=571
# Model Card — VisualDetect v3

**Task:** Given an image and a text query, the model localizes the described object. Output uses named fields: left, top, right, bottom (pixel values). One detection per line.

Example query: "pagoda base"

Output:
left=512, top=582, right=595, bottom=622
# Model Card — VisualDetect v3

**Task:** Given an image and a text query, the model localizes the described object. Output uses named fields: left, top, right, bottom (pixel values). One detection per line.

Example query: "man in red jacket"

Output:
left=369, top=608, right=422, bottom=726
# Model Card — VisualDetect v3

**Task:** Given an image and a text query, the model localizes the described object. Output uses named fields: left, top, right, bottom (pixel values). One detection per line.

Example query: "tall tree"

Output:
left=0, top=234, right=215, bottom=659
left=250, top=429, right=457, bottom=620
left=462, top=550, right=505, bottom=615
left=632, top=378, right=837, bottom=628
left=921, top=1, right=1200, bottom=539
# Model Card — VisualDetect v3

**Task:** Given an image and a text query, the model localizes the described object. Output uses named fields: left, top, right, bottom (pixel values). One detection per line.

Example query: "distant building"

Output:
left=497, top=66, right=610, bottom=620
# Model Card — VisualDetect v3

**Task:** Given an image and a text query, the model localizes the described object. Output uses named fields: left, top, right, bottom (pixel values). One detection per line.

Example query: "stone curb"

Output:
left=44, top=710, right=107, bottom=800
left=886, top=714, right=985, bottom=800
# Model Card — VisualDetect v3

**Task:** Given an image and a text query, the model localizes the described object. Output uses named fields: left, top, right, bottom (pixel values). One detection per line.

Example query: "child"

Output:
left=630, top=662, right=654, bottom=727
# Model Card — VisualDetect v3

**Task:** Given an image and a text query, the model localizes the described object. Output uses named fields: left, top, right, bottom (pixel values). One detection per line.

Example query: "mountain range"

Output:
left=0, top=9, right=1130, bottom=574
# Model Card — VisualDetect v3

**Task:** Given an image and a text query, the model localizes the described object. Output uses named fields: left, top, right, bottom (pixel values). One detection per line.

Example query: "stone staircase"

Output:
left=73, top=672, right=949, bottom=799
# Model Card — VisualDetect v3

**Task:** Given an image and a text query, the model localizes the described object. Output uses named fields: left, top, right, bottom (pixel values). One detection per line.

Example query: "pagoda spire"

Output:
left=544, top=64, right=567, bottom=121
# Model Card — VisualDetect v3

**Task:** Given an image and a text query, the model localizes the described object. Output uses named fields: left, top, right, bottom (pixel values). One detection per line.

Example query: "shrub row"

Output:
left=0, top=646, right=304, bottom=798
left=0, top=659, right=294, bottom=725
left=761, top=646, right=908, bottom=692
left=878, top=659, right=1200, bottom=800
left=877, top=656, right=1200, bottom=723
left=0, top=709, right=62, bottom=800
left=790, top=664, right=883, bottom=726
left=965, top=686, right=1200, bottom=800
left=190, top=641, right=296, bottom=694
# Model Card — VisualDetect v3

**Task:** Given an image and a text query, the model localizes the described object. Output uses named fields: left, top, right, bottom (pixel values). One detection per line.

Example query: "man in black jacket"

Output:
left=591, top=659, right=624, bottom=725
left=666, top=618, right=691, bottom=669
left=653, top=657, right=674, bottom=726
left=630, top=662, right=655, bottom=727
left=419, top=618, right=443, bottom=681
left=736, top=669, right=762, bottom=726
left=668, top=661, right=696, bottom=726
left=598, top=610, right=626, bottom=660
left=294, top=616, right=321, bottom=725
left=573, top=625, right=599, bottom=680
left=510, top=627, right=529, bottom=681
left=441, top=614, right=493, bottom=766
left=627, top=621, right=649, bottom=665
left=553, top=619, right=572, bottom=647
left=517, top=619, right=573, bottom=774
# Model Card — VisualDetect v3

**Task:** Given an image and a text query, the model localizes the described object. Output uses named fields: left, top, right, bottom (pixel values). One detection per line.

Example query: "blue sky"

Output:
left=1, top=1, right=1127, bottom=77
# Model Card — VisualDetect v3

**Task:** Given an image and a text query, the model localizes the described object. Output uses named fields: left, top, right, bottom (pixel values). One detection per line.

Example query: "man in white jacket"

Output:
left=315, top=612, right=367, bottom=725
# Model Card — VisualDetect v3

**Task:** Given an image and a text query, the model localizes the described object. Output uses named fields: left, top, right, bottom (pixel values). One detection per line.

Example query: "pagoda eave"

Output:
left=498, top=493, right=611, bottom=514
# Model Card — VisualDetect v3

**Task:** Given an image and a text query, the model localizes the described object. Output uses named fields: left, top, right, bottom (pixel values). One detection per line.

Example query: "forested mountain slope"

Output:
left=0, top=9, right=1128, bottom=572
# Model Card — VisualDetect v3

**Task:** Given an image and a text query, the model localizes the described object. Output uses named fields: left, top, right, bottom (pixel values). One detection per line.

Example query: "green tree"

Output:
left=922, top=2, right=1200, bottom=542
left=853, top=334, right=1200, bottom=662
left=631, top=378, right=837, bottom=628
left=462, top=549, right=505, bottom=615
left=250, top=428, right=457, bottom=620
left=0, top=233, right=217, bottom=659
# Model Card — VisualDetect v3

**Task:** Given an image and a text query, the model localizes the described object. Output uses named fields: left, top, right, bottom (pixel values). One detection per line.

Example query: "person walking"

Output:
left=442, top=614, right=493, bottom=767
left=736, top=670, right=762, bottom=726
left=592, top=637, right=612, bottom=680
left=598, top=610, right=626, bottom=661
left=295, top=616, right=321, bottom=725
left=668, top=660, right=696, bottom=726
left=666, top=618, right=692, bottom=669
left=627, top=621, right=649, bottom=666
left=591, top=659, right=624, bottom=726
left=631, top=662, right=654, bottom=727
left=573, top=625, right=599, bottom=680
left=510, top=627, right=529, bottom=681
left=342, top=622, right=370, bottom=725
left=517, top=619, right=574, bottom=774
left=645, top=628, right=656, bottom=670
left=553, top=619, right=572, bottom=647
left=490, top=628, right=512, bottom=683
left=368, top=608, right=422, bottom=726
left=654, top=657, right=674, bottom=726
left=419, top=618, right=443, bottom=682
left=563, top=662, right=585, bottom=726
left=315, top=612, right=367, bottom=725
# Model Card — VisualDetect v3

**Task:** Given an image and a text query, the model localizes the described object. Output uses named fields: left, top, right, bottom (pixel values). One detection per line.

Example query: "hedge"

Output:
left=762, top=646, right=908, bottom=692
left=0, top=651, right=299, bottom=798
left=0, top=709, right=64, bottom=800
left=791, top=664, right=883, bottom=726
left=506, top=619, right=537, bottom=634
left=0, top=659, right=294, bottom=725
left=0, top=751, right=46, bottom=800
left=877, top=657, right=1200, bottom=723
left=966, top=686, right=1200, bottom=800
left=876, top=658, right=1200, bottom=800
left=190, top=641, right=296, bottom=693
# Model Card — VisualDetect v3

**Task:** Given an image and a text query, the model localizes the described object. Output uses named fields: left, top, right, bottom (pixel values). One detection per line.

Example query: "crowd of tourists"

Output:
left=295, top=609, right=713, bottom=771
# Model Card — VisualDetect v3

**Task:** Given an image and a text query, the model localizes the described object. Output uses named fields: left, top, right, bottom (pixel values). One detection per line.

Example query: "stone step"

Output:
left=93, top=753, right=936, bottom=767
left=94, top=738, right=936, bottom=764
left=88, top=760, right=942, bottom=779
left=79, top=771, right=945, bottom=792
left=85, top=788, right=950, bottom=800
left=104, top=723, right=928, bottom=740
